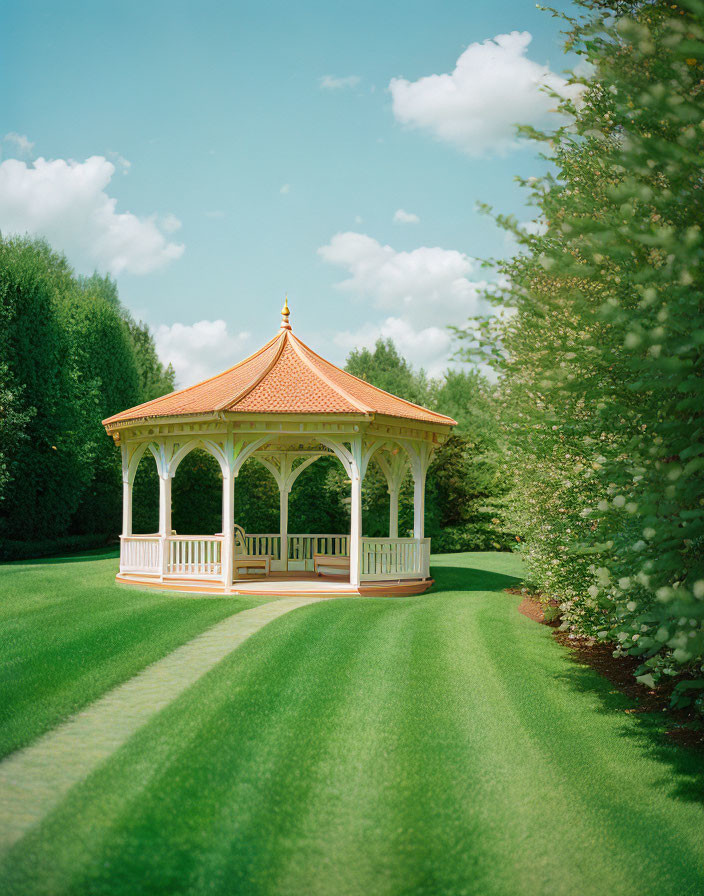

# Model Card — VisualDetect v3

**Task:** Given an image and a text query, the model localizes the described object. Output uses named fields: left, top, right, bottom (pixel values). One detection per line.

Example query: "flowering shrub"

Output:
left=458, top=0, right=704, bottom=710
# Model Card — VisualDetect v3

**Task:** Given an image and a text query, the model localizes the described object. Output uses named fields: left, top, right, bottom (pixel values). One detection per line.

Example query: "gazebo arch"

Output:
left=103, top=300, right=456, bottom=595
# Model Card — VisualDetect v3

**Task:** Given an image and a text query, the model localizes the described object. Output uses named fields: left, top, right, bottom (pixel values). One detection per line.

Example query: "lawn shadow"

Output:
left=430, top=564, right=522, bottom=595
left=553, top=659, right=704, bottom=807
left=17, top=546, right=120, bottom=566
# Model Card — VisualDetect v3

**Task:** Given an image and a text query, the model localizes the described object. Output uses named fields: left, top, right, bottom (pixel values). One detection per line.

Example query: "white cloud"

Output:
left=334, top=318, right=456, bottom=378
left=280, top=183, right=290, bottom=194
left=0, top=155, right=184, bottom=275
left=320, top=74, right=361, bottom=90
left=159, top=213, right=182, bottom=233
left=319, top=231, right=493, bottom=374
left=389, top=31, right=581, bottom=156
left=318, top=231, right=490, bottom=330
left=154, top=320, right=252, bottom=387
left=393, top=208, right=420, bottom=224
left=3, top=133, right=35, bottom=157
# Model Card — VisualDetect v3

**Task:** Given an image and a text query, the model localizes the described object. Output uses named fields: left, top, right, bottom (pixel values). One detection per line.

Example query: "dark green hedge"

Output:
left=0, top=533, right=113, bottom=562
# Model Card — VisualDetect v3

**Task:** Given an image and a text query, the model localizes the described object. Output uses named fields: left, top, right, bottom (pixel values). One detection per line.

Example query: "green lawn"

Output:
left=1, top=551, right=703, bottom=895
left=0, top=548, right=258, bottom=758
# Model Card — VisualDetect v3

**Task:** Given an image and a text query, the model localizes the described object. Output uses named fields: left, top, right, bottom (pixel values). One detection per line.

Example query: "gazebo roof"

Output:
left=103, top=303, right=457, bottom=428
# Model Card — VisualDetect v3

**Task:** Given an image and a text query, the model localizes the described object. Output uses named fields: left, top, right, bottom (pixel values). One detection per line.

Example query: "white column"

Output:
left=412, top=468, right=425, bottom=540
left=120, top=444, right=132, bottom=574
left=279, top=485, right=289, bottom=572
left=221, top=471, right=235, bottom=590
left=388, top=486, right=399, bottom=539
left=349, top=472, right=362, bottom=586
left=158, top=473, right=172, bottom=579
left=122, top=477, right=132, bottom=535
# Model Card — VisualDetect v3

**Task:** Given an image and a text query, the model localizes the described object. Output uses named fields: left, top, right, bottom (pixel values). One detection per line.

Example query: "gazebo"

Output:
left=103, top=302, right=456, bottom=595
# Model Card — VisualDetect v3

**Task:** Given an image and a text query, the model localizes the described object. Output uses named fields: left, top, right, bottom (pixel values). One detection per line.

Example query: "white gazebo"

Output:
left=103, top=302, right=456, bottom=595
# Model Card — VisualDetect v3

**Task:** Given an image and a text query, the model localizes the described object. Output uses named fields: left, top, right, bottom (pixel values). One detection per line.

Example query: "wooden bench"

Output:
left=234, top=555, right=271, bottom=577
left=233, top=524, right=272, bottom=578
left=314, top=553, right=350, bottom=577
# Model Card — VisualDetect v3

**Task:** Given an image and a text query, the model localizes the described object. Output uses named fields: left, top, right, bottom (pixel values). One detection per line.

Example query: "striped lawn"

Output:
left=0, top=548, right=259, bottom=759
left=1, top=552, right=703, bottom=895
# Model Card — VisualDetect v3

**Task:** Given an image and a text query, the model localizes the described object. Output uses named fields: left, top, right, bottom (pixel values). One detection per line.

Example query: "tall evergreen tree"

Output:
left=0, top=237, right=83, bottom=539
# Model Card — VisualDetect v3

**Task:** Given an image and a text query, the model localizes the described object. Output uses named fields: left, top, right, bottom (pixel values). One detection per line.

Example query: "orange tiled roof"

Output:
left=103, top=320, right=457, bottom=428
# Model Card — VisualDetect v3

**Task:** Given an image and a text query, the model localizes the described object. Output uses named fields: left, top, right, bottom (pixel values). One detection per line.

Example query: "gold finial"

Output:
left=280, top=294, right=291, bottom=330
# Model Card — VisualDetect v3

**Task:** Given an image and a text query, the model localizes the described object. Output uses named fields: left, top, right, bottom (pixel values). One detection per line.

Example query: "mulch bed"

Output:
left=510, top=589, right=704, bottom=753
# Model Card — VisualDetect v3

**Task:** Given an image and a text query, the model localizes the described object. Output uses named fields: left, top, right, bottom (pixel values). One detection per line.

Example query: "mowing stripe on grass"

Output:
left=0, top=596, right=318, bottom=852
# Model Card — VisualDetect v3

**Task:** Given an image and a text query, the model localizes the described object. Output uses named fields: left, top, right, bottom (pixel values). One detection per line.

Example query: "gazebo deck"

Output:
left=116, top=570, right=434, bottom=597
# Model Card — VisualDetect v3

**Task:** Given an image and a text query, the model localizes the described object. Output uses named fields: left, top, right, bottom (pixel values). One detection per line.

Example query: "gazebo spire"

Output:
left=280, top=295, right=291, bottom=330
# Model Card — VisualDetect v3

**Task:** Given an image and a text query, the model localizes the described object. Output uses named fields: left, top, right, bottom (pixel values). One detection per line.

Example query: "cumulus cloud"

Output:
left=0, top=155, right=184, bottom=275
left=318, top=231, right=490, bottom=329
left=319, top=231, right=493, bottom=374
left=334, top=318, right=456, bottom=378
left=393, top=208, right=420, bottom=224
left=389, top=31, right=581, bottom=156
left=3, top=133, right=35, bottom=157
left=320, top=74, right=361, bottom=90
left=154, top=320, right=253, bottom=387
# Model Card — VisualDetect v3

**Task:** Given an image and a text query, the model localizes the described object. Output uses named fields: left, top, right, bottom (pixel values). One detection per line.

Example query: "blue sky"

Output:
left=1, top=0, right=578, bottom=383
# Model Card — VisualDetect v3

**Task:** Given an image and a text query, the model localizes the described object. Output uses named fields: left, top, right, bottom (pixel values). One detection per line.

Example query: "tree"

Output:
left=345, top=340, right=511, bottom=549
left=0, top=237, right=83, bottom=539
left=346, top=340, right=430, bottom=405
left=58, top=287, right=142, bottom=535
left=173, top=450, right=223, bottom=535
left=126, top=319, right=175, bottom=402
left=457, top=0, right=704, bottom=702
left=0, top=237, right=176, bottom=546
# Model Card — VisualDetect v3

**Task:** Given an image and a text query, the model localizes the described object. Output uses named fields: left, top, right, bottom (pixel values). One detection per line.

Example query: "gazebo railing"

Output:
left=120, top=533, right=430, bottom=582
left=360, top=537, right=431, bottom=581
left=288, top=534, right=349, bottom=566
left=241, top=534, right=282, bottom=562
left=243, top=533, right=349, bottom=571
left=120, top=535, right=161, bottom=575
left=167, top=535, right=223, bottom=579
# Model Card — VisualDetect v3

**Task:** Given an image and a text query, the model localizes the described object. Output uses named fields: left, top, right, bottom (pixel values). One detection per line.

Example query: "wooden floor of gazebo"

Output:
left=116, top=570, right=434, bottom=597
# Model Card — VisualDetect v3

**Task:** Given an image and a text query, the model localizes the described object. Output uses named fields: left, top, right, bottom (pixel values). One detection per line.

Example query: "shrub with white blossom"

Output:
left=458, top=0, right=704, bottom=710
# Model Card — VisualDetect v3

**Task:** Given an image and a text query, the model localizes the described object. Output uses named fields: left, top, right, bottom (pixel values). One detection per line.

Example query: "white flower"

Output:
left=596, top=567, right=611, bottom=585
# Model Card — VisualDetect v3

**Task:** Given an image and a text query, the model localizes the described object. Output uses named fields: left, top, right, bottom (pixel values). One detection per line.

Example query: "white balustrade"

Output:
left=167, top=535, right=223, bottom=579
left=243, top=533, right=349, bottom=571
left=242, top=534, right=282, bottom=561
left=120, top=532, right=429, bottom=583
left=120, top=535, right=161, bottom=574
left=360, top=537, right=431, bottom=580
left=287, top=534, right=349, bottom=565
